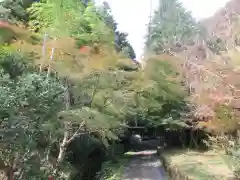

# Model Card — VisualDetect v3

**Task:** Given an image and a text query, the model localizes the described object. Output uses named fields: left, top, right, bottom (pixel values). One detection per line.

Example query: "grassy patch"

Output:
left=162, top=149, right=233, bottom=180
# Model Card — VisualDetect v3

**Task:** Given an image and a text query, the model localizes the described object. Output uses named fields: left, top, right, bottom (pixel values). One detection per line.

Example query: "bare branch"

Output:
left=87, top=75, right=100, bottom=107
left=66, top=121, right=85, bottom=144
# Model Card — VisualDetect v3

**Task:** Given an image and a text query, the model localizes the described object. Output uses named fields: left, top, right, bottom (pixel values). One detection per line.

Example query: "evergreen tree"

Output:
left=0, top=0, right=34, bottom=23
left=0, top=0, right=189, bottom=179
left=98, top=1, right=136, bottom=59
left=146, top=0, right=199, bottom=54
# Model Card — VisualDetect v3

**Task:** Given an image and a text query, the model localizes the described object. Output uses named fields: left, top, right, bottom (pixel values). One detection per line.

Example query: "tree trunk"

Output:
left=7, top=167, right=14, bottom=180
left=57, top=144, right=66, bottom=164
left=56, top=78, right=71, bottom=166
left=57, top=122, right=69, bottom=164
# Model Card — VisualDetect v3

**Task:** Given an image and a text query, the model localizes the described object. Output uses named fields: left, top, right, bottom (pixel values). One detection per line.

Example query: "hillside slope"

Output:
left=184, top=0, right=240, bottom=132
left=201, top=0, right=240, bottom=48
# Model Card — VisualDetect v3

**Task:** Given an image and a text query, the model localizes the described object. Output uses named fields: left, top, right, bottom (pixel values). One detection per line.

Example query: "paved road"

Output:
left=123, top=150, right=167, bottom=180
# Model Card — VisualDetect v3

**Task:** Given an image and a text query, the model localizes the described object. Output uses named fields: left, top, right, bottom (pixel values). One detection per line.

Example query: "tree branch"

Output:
left=57, top=121, right=86, bottom=163
left=87, top=75, right=100, bottom=107
left=57, top=78, right=71, bottom=163
left=103, top=99, right=113, bottom=109
left=66, top=121, right=85, bottom=144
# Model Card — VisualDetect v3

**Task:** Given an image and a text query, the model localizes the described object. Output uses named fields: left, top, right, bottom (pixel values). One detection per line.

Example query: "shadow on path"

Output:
left=123, top=150, right=167, bottom=180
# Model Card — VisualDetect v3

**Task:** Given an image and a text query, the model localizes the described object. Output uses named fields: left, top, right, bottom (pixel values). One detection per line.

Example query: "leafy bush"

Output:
left=207, top=36, right=227, bottom=54
left=0, top=0, right=191, bottom=179
left=205, top=131, right=240, bottom=180
left=97, top=158, right=127, bottom=180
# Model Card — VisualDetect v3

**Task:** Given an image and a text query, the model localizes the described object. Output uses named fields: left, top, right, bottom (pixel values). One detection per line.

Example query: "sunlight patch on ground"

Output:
left=125, top=150, right=157, bottom=156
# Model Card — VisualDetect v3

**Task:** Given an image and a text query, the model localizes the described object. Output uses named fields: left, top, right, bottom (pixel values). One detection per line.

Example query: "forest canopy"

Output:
left=145, top=0, right=201, bottom=54
left=0, top=0, right=189, bottom=179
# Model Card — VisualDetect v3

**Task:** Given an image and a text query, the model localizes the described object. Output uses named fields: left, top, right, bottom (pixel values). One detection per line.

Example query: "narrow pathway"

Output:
left=123, top=150, right=167, bottom=180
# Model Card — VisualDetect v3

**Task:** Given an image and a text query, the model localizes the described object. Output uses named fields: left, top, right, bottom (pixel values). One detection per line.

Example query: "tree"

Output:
left=97, top=1, right=136, bottom=59
left=27, top=0, right=113, bottom=47
left=0, top=0, right=189, bottom=179
left=207, top=36, right=227, bottom=54
left=0, top=45, right=188, bottom=179
left=0, top=0, right=34, bottom=23
left=0, top=46, right=65, bottom=179
left=146, top=0, right=200, bottom=54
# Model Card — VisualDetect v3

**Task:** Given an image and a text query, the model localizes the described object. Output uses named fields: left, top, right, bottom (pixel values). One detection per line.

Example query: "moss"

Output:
left=158, top=149, right=193, bottom=180
left=158, top=149, right=233, bottom=180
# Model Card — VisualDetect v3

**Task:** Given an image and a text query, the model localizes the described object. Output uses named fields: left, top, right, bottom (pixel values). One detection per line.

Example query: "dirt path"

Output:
left=123, top=150, right=167, bottom=180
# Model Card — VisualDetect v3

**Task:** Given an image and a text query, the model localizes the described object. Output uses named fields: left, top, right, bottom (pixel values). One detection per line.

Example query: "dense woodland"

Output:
left=147, top=0, right=240, bottom=179
left=1, top=0, right=240, bottom=179
left=0, top=0, right=190, bottom=179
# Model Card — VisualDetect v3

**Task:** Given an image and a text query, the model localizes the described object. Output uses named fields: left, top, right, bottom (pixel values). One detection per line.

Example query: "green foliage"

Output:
left=207, top=36, right=227, bottom=54
left=97, top=159, right=126, bottom=180
left=0, top=46, right=32, bottom=78
left=97, top=147, right=127, bottom=180
left=97, top=2, right=136, bottom=59
left=146, top=0, right=200, bottom=53
left=129, top=58, right=188, bottom=128
left=0, top=48, right=65, bottom=179
left=0, top=46, right=188, bottom=179
left=27, top=0, right=113, bottom=47
left=0, top=5, right=11, bottom=21
left=0, top=0, right=33, bottom=23
left=215, top=105, right=234, bottom=121
left=0, top=0, right=190, bottom=179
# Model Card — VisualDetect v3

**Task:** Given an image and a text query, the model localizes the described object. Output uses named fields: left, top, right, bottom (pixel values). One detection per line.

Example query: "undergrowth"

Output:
left=97, top=157, right=128, bottom=180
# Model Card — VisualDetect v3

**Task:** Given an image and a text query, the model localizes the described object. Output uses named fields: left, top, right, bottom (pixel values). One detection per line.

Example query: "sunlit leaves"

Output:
left=27, top=0, right=112, bottom=47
